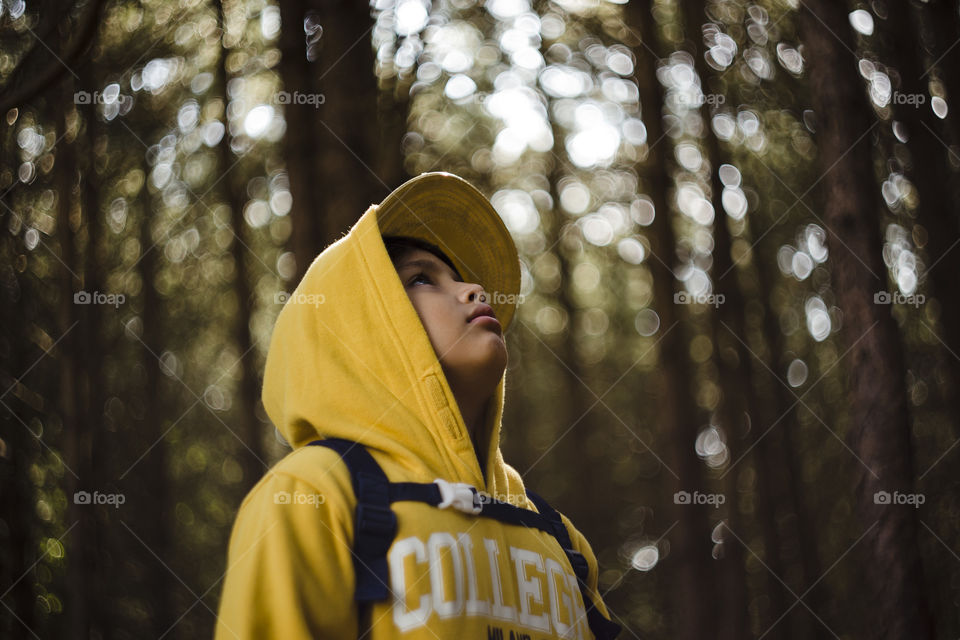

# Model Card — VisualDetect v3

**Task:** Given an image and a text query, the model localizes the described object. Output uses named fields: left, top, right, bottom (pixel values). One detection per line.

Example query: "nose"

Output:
left=460, top=281, right=487, bottom=304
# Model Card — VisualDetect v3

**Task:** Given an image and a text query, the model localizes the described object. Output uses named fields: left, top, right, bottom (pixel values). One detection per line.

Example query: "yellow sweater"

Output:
left=214, top=203, right=615, bottom=639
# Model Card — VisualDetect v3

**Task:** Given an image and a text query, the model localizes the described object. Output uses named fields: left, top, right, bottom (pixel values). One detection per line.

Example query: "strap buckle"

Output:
left=433, top=478, right=482, bottom=515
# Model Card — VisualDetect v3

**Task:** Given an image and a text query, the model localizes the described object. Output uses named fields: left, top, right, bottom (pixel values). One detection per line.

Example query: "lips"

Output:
left=467, top=304, right=502, bottom=333
left=467, top=303, right=497, bottom=323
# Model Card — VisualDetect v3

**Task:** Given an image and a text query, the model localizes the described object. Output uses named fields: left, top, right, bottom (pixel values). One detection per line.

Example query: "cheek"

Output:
left=413, top=299, right=462, bottom=354
left=435, top=314, right=467, bottom=355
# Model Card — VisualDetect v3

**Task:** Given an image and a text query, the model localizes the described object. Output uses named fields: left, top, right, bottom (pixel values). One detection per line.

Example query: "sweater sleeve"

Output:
left=214, top=470, right=358, bottom=639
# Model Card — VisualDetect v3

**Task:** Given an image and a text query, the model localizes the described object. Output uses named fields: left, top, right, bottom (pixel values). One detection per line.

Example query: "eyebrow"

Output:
left=395, top=257, right=462, bottom=281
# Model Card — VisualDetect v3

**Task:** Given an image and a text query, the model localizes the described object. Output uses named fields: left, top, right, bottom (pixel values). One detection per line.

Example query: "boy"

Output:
left=214, top=172, right=619, bottom=639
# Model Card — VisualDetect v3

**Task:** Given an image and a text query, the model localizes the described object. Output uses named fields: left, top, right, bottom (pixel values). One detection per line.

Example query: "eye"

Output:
left=408, top=272, right=432, bottom=286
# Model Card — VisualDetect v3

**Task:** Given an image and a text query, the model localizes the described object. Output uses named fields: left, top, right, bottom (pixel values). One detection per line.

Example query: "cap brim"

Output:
left=375, top=172, right=521, bottom=331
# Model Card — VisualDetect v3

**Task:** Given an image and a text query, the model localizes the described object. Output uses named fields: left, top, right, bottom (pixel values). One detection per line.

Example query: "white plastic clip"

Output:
left=434, top=479, right=482, bottom=515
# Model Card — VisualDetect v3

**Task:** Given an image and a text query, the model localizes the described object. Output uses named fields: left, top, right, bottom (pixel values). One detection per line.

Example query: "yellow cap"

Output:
left=375, top=172, right=522, bottom=330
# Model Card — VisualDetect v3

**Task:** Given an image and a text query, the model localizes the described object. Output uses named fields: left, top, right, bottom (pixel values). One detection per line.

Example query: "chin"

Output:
left=446, top=345, right=507, bottom=386
left=481, top=337, right=508, bottom=374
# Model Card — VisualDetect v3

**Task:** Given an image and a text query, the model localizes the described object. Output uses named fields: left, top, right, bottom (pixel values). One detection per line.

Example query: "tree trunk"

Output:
left=58, top=75, right=107, bottom=640
left=133, top=139, right=174, bottom=637
left=544, top=158, right=604, bottom=546
left=679, top=0, right=835, bottom=632
left=278, top=0, right=384, bottom=282
left=376, top=69, right=411, bottom=190
left=218, top=0, right=266, bottom=492
left=671, top=5, right=827, bottom=633
left=624, top=3, right=718, bottom=637
left=671, top=4, right=759, bottom=638
left=752, top=229, right=829, bottom=636
left=882, top=0, right=960, bottom=437
left=706, top=237, right=750, bottom=640
left=0, top=148, right=39, bottom=640
left=58, top=79, right=88, bottom=640
left=797, top=2, right=934, bottom=638
left=924, top=0, right=960, bottom=164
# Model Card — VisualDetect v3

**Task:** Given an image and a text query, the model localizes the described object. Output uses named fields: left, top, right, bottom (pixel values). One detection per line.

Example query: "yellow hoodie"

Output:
left=214, top=203, right=616, bottom=639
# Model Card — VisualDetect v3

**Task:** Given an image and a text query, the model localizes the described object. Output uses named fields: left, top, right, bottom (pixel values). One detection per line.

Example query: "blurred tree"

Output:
left=64, top=69, right=107, bottom=638
left=126, top=101, right=177, bottom=639
left=623, top=3, right=717, bottom=637
left=925, top=0, right=960, bottom=161
left=0, top=0, right=104, bottom=114
left=544, top=153, right=607, bottom=545
left=881, top=0, right=960, bottom=433
left=671, top=2, right=751, bottom=636
left=56, top=79, right=85, bottom=638
left=677, top=4, right=826, bottom=635
left=1, top=128, right=40, bottom=640
left=216, top=0, right=264, bottom=493
left=277, top=0, right=385, bottom=281
left=134, top=152, right=174, bottom=637
left=797, top=1, right=933, bottom=637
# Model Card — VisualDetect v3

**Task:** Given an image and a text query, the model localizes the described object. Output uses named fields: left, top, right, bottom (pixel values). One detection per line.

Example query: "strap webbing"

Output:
left=309, top=438, right=395, bottom=602
left=388, top=481, right=443, bottom=505
left=307, top=439, right=621, bottom=639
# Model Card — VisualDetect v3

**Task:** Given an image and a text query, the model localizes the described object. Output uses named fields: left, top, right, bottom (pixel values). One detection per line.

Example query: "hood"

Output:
left=261, top=204, right=516, bottom=494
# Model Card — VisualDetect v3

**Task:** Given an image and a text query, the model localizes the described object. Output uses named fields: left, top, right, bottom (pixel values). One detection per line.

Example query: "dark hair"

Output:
left=383, top=236, right=463, bottom=280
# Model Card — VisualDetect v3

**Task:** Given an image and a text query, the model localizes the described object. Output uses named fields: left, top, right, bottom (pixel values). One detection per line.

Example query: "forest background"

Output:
left=1, top=0, right=959, bottom=638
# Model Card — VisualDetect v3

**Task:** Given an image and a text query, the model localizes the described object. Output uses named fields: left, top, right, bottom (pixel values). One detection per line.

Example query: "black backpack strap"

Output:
left=526, top=490, right=622, bottom=640
left=307, top=438, right=396, bottom=602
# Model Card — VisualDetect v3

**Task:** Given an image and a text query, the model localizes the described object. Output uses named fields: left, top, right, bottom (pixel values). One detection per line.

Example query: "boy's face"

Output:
left=393, top=247, right=508, bottom=387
